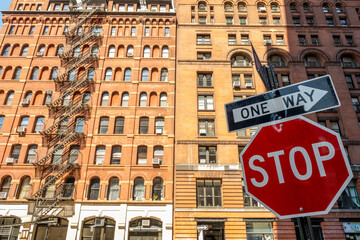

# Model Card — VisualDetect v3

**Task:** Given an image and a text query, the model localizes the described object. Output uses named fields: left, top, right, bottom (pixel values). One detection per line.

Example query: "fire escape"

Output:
left=29, top=0, right=103, bottom=220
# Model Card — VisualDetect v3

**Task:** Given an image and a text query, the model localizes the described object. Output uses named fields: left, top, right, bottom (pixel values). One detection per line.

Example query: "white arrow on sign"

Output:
left=233, top=86, right=328, bottom=123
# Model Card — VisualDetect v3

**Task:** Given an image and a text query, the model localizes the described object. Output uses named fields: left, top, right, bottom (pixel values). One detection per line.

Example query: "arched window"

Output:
left=21, top=45, right=29, bottom=56
left=37, top=45, right=45, bottom=56
left=137, top=146, right=147, bottom=164
left=155, top=117, right=164, bottom=134
left=304, top=55, right=323, bottom=67
left=303, top=3, right=311, bottom=12
left=88, top=177, right=100, bottom=200
left=224, top=2, right=233, bottom=12
left=99, top=117, right=109, bottom=134
left=238, top=2, right=246, bottom=12
left=35, top=217, right=68, bottom=240
left=161, top=46, right=169, bottom=58
left=20, top=116, right=30, bottom=128
left=143, top=46, right=150, bottom=58
left=101, top=92, right=109, bottom=106
left=95, top=146, right=105, bottom=164
left=152, top=177, right=164, bottom=200
left=322, top=3, right=331, bottom=13
left=290, top=3, right=298, bottom=12
left=108, top=45, right=115, bottom=57
left=45, top=181, right=56, bottom=198
left=68, top=69, right=76, bottom=81
left=44, top=91, right=52, bottom=105
left=91, top=45, right=99, bottom=57
left=26, top=145, right=37, bottom=163
left=105, top=68, right=112, bottom=81
left=2, top=45, right=10, bottom=56
left=34, top=116, right=45, bottom=133
left=18, top=176, right=31, bottom=199
left=62, top=177, right=75, bottom=198
left=108, top=177, right=120, bottom=200
left=268, top=55, right=287, bottom=67
left=127, top=46, right=134, bottom=57
left=73, top=46, right=80, bottom=57
left=111, top=146, right=121, bottom=164
left=139, top=93, right=147, bottom=106
left=56, top=45, right=64, bottom=56
left=63, top=94, right=71, bottom=106
left=160, top=68, right=168, bottom=81
left=24, top=91, right=33, bottom=103
left=231, top=55, right=251, bottom=67
left=129, top=218, right=162, bottom=238
left=141, top=69, right=149, bottom=81
left=335, top=3, right=344, bottom=13
left=0, top=176, right=12, bottom=198
left=160, top=93, right=167, bottom=107
left=139, top=117, right=149, bottom=134
left=257, top=3, right=266, bottom=12
left=0, top=217, right=20, bottom=238
left=341, top=56, right=358, bottom=68
left=5, top=91, right=14, bottom=105
left=0, top=116, right=4, bottom=132
left=52, top=146, right=63, bottom=164
left=51, top=67, right=58, bottom=80
left=81, top=217, right=115, bottom=240
left=124, top=68, right=131, bottom=81
left=13, top=67, right=22, bottom=80
left=76, top=117, right=85, bottom=133
left=10, top=145, right=21, bottom=162
left=271, top=3, right=279, bottom=12
left=133, top=177, right=145, bottom=200
left=198, top=2, right=206, bottom=11
left=121, top=92, right=129, bottom=106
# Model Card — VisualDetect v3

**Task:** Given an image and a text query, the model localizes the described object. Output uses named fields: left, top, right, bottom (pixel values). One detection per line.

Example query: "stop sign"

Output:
left=241, top=116, right=353, bottom=219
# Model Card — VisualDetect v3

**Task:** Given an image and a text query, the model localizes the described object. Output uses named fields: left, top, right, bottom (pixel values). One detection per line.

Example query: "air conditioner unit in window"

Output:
left=6, top=158, right=15, bottom=164
left=0, top=192, right=7, bottom=199
left=127, top=52, right=133, bottom=57
left=233, top=81, right=241, bottom=88
left=17, top=126, right=26, bottom=133
left=152, top=158, right=161, bottom=165
left=142, top=219, right=150, bottom=227
left=135, top=196, right=143, bottom=201
left=259, top=8, right=266, bottom=12
left=155, top=128, right=163, bottom=134
left=94, top=218, right=105, bottom=227
left=199, top=159, right=206, bottom=164
left=199, top=129, right=207, bottom=135
left=21, top=98, right=30, bottom=106
left=36, top=52, right=44, bottom=57
left=245, top=82, right=253, bottom=88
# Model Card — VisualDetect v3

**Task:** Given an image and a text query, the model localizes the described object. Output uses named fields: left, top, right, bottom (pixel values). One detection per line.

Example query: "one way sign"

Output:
left=225, top=75, right=340, bottom=132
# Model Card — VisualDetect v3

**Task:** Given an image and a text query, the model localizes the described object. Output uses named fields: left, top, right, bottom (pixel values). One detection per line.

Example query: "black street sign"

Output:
left=225, top=75, right=340, bottom=132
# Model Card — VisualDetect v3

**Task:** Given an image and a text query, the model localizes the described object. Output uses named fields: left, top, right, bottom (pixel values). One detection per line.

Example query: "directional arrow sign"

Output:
left=225, top=75, right=340, bottom=132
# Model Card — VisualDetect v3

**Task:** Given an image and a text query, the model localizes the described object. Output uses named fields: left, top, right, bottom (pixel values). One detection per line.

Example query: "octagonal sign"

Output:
left=241, top=116, right=353, bottom=219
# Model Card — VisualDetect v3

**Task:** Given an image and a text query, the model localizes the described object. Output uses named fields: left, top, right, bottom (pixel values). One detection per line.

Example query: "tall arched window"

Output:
left=290, top=3, right=298, bottom=12
left=20, top=116, right=30, bottom=128
left=139, top=117, right=149, bottom=134
left=114, top=117, right=124, bottom=134
left=51, top=67, right=58, bottom=80
left=238, top=2, right=246, bottom=12
left=88, top=177, right=100, bottom=200
left=95, top=146, right=105, bottom=164
left=108, top=45, right=115, bottom=57
left=76, top=117, right=85, bottom=133
left=143, top=46, right=150, bottom=58
left=303, top=3, right=311, bottom=12
left=73, top=46, right=80, bottom=57
left=21, top=45, right=29, bottom=56
left=133, top=177, right=145, bottom=200
left=101, top=92, right=109, bottom=106
left=124, top=68, right=131, bottom=81
left=105, top=68, right=112, bottom=81
left=224, top=2, right=233, bottom=11
left=34, top=116, right=45, bottom=133
left=152, top=177, right=164, bottom=200
left=160, top=93, right=167, bottom=107
left=127, top=46, right=134, bottom=57
left=268, top=55, right=287, bottom=67
left=335, top=3, right=344, bottom=13
left=121, top=92, right=129, bottom=106
left=257, top=3, right=266, bottom=12
left=18, top=176, right=31, bottom=199
left=304, top=55, right=323, bottom=67
left=52, top=146, right=63, bottom=164
left=108, top=177, right=120, bottom=200
left=137, top=146, right=147, bottom=164
left=13, top=67, right=22, bottom=80
left=111, top=146, right=121, bottom=164
left=139, top=93, right=147, bottom=106
left=160, top=68, right=168, bottom=81
left=2, top=45, right=10, bottom=56
left=69, top=145, right=80, bottom=163
left=231, top=55, right=251, bottom=67
left=81, top=217, right=115, bottom=240
left=99, top=117, right=109, bottom=134
left=0, top=116, right=4, bottom=132
left=61, top=177, right=75, bottom=198
left=198, top=2, right=206, bottom=11
left=322, top=3, right=331, bottom=13
left=271, top=3, right=279, bottom=12
left=0, top=176, right=12, bottom=198
left=57, top=45, right=64, bottom=56
left=26, top=145, right=37, bottom=163
left=37, top=45, right=45, bottom=56
left=341, top=56, right=358, bottom=68
left=161, top=46, right=169, bottom=58
left=5, top=91, right=14, bottom=105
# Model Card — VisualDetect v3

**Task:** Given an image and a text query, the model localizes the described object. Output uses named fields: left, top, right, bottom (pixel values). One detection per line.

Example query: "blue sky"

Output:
left=0, top=0, right=12, bottom=29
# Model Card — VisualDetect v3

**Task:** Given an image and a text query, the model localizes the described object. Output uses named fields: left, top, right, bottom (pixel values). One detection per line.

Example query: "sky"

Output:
left=0, top=0, right=12, bottom=29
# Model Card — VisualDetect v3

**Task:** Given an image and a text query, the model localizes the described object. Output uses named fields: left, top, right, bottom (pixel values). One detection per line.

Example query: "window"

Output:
left=303, top=3, right=311, bottom=12
left=239, top=17, right=247, bottom=25
left=124, top=68, right=131, bottom=81
left=52, top=146, right=63, bottom=164
left=2, top=45, right=10, bottom=56
left=199, top=146, right=216, bottom=164
left=199, top=119, right=215, bottom=136
left=10, top=145, right=21, bottom=162
left=101, top=92, right=109, bottom=106
left=298, top=35, right=306, bottom=45
left=241, top=35, right=249, bottom=45
left=271, top=3, right=279, bottom=12
left=294, top=218, right=324, bottom=240
left=95, top=146, right=105, bottom=165
left=18, top=176, right=31, bottom=199
left=160, top=5, right=166, bottom=12
left=330, top=121, right=341, bottom=135
left=127, top=46, right=134, bottom=57
left=306, top=17, right=314, bottom=26
left=326, top=17, right=334, bottom=26
left=198, top=73, right=212, bottom=87
left=161, top=68, right=168, bottom=81
left=0, top=217, right=20, bottom=239
left=87, top=68, right=95, bottom=80
left=141, top=69, right=149, bottom=81
left=17, top=4, right=23, bottom=10
left=293, top=17, right=301, bottom=26
left=57, top=45, right=64, bottom=56
left=25, top=145, right=37, bottom=164
left=243, top=186, right=262, bottom=207
left=151, top=5, right=157, bottom=11
left=338, top=180, right=360, bottom=209
left=54, top=4, right=61, bottom=10
left=162, top=46, right=169, bottom=58
left=75, top=117, right=85, bottom=133
left=81, top=217, right=115, bottom=240
left=127, top=5, right=134, bottom=11
left=151, top=178, right=164, bottom=201
left=238, top=3, right=246, bottom=12
left=196, top=179, right=222, bottom=207
left=131, top=27, right=136, bottom=36
left=311, top=35, right=319, bottom=45
left=20, top=116, right=29, bottom=129
left=133, top=177, right=145, bottom=200
left=111, top=146, right=121, bottom=164
left=0, top=176, right=12, bottom=198
left=51, top=67, right=58, bottom=80
left=352, top=97, right=360, bottom=112
left=333, top=35, right=341, bottom=46
left=34, top=116, right=45, bottom=133
left=139, top=117, right=149, bottom=134
left=198, top=16, right=207, bottom=25
left=145, top=27, right=150, bottom=36
left=58, top=117, right=69, bottom=134
left=290, top=3, right=298, bottom=12
left=69, top=145, right=80, bottom=163
left=68, top=69, right=76, bottom=81
left=137, top=146, right=147, bottom=165
left=63, top=26, right=69, bottom=35
left=99, top=117, right=109, bottom=134
left=139, top=93, right=147, bottom=106
left=197, top=34, right=211, bottom=45
left=155, top=117, right=164, bottom=134
left=323, top=3, right=331, bottom=13
left=114, top=117, right=124, bottom=134
left=305, top=55, right=322, bottom=67
left=111, top=27, right=116, bottom=36
left=31, top=67, right=39, bottom=80
left=341, top=56, right=358, bottom=68
left=108, top=177, right=120, bottom=200
left=43, top=26, right=49, bottom=35
left=269, top=55, right=287, bottom=67
left=160, top=93, right=167, bottom=107
left=198, top=2, right=206, bottom=11
left=88, top=178, right=100, bottom=200
left=231, top=55, right=251, bottom=67
left=336, top=3, right=344, bottom=13
left=5, top=91, right=14, bottom=105
left=165, top=27, right=169, bottom=37
left=264, top=35, right=271, bottom=45
left=108, top=46, right=115, bottom=57
left=228, top=35, right=236, bottom=45
left=257, top=3, right=266, bottom=12
left=63, top=4, right=68, bottom=10
left=119, top=4, right=125, bottom=11
left=122, top=92, right=129, bottom=106
left=0, top=116, right=4, bottom=132
left=143, top=46, right=150, bottom=58
left=197, top=52, right=211, bottom=60
left=29, top=26, right=35, bottom=35
left=153, top=146, right=163, bottom=163
left=91, top=45, right=99, bottom=57
left=345, top=75, right=354, bottom=89
left=226, top=16, right=233, bottom=25
left=346, top=36, right=354, bottom=46
left=273, top=17, right=281, bottom=25
left=198, top=95, right=214, bottom=110
left=259, top=17, right=267, bottom=25
left=9, top=26, right=15, bottom=35
left=224, top=3, right=233, bottom=11
left=246, top=222, right=274, bottom=239
left=105, top=68, right=112, bottom=81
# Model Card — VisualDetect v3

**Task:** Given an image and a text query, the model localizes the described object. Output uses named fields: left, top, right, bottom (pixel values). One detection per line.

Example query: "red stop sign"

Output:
left=241, top=117, right=353, bottom=219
